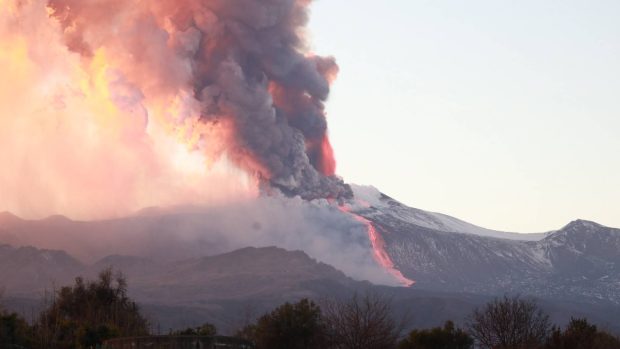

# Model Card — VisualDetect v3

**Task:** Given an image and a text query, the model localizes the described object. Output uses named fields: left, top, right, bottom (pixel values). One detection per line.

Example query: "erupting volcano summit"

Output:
left=1, top=0, right=352, bottom=210
left=47, top=0, right=352, bottom=200
left=0, top=0, right=418, bottom=286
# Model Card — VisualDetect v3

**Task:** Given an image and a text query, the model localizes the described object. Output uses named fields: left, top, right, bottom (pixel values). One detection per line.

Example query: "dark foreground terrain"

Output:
left=1, top=244, right=618, bottom=334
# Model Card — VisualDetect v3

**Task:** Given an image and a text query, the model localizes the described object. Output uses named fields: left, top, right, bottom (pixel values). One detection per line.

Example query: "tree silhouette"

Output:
left=241, top=298, right=326, bottom=349
left=545, top=317, right=620, bottom=349
left=399, top=320, right=473, bottom=349
left=467, top=295, right=550, bottom=349
left=34, top=268, right=149, bottom=349
left=322, top=292, right=402, bottom=349
left=0, top=309, right=33, bottom=348
left=173, top=322, right=217, bottom=336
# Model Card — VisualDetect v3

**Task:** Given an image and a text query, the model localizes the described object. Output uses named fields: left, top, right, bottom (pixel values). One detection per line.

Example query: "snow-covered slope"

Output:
left=352, top=185, right=547, bottom=241
left=350, top=186, right=620, bottom=304
left=2, top=188, right=618, bottom=307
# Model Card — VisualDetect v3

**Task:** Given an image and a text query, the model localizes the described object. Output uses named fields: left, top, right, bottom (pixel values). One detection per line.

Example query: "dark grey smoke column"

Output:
left=47, top=0, right=352, bottom=200
left=184, top=0, right=351, bottom=200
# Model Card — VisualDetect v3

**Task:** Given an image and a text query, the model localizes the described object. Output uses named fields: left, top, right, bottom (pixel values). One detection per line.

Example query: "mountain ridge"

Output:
left=351, top=188, right=620, bottom=305
left=1, top=242, right=618, bottom=334
left=1, top=188, right=619, bottom=330
left=350, top=185, right=549, bottom=240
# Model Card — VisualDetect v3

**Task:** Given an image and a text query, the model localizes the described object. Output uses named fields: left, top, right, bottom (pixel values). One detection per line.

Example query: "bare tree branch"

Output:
left=467, top=295, right=550, bottom=349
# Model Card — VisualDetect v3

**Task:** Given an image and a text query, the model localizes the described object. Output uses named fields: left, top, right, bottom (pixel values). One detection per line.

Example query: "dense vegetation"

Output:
left=2, top=272, right=620, bottom=349
left=1, top=268, right=148, bottom=349
left=237, top=295, right=620, bottom=349
left=171, top=322, right=217, bottom=337
left=0, top=309, right=34, bottom=348
left=238, top=298, right=326, bottom=349
left=237, top=294, right=402, bottom=349
left=546, top=318, right=620, bottom=349
left=34, top=269, right=149, bottom=349
left=398, top=321, right=473, bottom=349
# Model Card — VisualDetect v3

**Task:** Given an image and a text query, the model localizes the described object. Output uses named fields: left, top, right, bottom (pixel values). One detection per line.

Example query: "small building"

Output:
left=102, top=335, right=254, bottom=349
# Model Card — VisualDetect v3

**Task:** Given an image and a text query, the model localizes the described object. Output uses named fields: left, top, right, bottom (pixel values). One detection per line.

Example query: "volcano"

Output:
left=1, top=188, right=620, bottom=333
left=2, top=185, right=620, bottom=303
left=1, top=0, right=618, bottom=336
left=347, top=186, right=620, bottom=305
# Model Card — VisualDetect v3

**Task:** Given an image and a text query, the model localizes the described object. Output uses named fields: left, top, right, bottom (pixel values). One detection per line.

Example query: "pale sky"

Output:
left=308, top=0, right=620, bottom=233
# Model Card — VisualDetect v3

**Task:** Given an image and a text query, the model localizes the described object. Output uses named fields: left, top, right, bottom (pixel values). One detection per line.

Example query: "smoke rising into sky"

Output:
left=0, top=194, right=401, bottom=286
left=0, top=0, right=350, bottom=219
left=0, top=0, right=415, bottom=287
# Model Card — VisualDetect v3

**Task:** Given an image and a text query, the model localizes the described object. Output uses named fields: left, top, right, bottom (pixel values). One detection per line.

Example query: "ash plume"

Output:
left=46, top=0, right=352, bottom=201
left=0, top=0, right=405, bottom=287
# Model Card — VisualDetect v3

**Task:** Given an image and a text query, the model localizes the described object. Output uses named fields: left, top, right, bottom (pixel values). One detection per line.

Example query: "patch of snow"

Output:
left=349, top=185, right=386, bottom=209
left=529, top=245, right=552, bottom=268
left=351, top=184, right=547, bottom=241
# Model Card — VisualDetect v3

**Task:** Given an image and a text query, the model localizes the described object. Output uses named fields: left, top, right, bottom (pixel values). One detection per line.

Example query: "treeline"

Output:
left=0, top=269, right=148, bottom=349
left=2, top=271, right=620, bottom=349
left=235, top=295, right=620, bottom=349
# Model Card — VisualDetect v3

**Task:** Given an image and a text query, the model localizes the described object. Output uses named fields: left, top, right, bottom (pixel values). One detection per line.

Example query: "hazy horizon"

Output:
left=310, top=0, right=619, bottom=233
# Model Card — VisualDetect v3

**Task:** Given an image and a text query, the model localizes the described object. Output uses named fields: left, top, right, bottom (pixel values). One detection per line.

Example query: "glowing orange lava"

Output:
left=318, top=135, right=337, bottom=176
left=2, top=0, right=357, bottom=216
left=339, top=205, right=415, bottom=287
